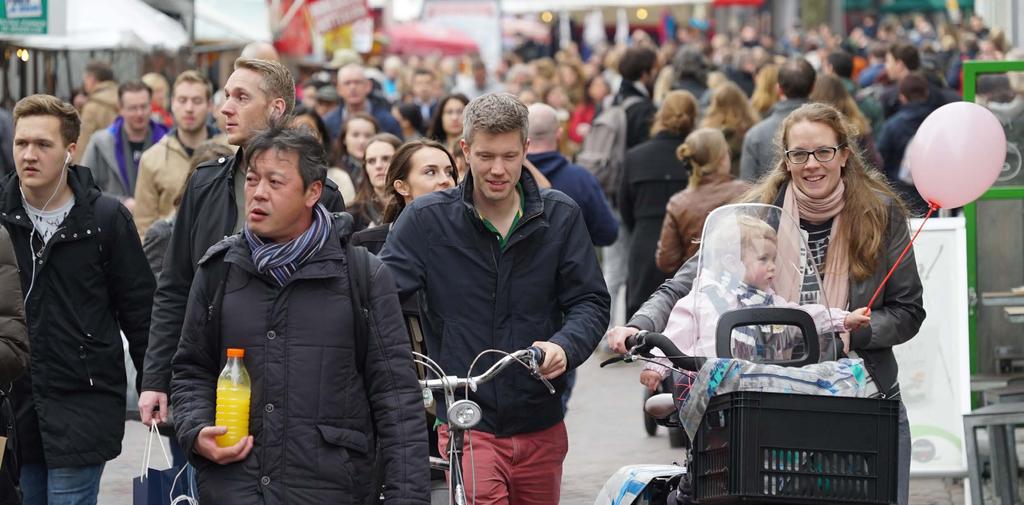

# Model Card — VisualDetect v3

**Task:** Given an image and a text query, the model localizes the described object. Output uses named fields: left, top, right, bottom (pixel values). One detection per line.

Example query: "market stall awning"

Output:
left=384, top=22, right=479, bottom=56
left=880, top=0, right=973, bottom=11
left=0, top=0, right=188, bottom=50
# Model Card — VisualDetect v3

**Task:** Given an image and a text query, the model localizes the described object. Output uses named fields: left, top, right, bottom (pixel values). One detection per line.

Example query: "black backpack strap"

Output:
left=345, top=242, right=372, bottom=375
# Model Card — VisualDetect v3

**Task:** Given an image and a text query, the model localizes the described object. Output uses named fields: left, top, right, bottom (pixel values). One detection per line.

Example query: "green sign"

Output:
left=0, top=0, right=47, bottom=35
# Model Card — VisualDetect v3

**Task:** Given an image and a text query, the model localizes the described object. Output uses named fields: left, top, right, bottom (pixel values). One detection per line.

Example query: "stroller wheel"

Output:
left=643, top=388, right=658, bottom=436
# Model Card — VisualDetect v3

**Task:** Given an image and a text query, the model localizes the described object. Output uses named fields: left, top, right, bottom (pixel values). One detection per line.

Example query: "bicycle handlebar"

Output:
left=625, top=331, right=707, bottom=372
left=419, top=347, right=555, bottom=394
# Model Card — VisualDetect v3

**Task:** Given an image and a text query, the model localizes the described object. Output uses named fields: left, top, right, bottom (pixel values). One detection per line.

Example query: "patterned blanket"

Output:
left=676, top=358, right=876, bottom=439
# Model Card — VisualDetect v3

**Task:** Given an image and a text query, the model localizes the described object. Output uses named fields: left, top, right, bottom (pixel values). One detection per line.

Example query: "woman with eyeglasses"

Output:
left=607, top=103, right=923, bottom=505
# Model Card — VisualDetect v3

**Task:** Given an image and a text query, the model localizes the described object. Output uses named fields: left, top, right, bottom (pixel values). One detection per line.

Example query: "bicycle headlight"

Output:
left=447, top=399, right=482, bottom=430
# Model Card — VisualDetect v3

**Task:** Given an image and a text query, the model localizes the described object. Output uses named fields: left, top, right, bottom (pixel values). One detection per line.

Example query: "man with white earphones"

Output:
left=0, top=94, right=155, bottom=505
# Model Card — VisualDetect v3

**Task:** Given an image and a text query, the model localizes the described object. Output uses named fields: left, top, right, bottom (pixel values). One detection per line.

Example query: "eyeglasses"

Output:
left=784, top=144, right=845, bottom=164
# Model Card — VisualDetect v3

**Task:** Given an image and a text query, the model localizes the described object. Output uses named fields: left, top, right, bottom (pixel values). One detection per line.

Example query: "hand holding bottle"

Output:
left=194, top=426, right=252, bottom=465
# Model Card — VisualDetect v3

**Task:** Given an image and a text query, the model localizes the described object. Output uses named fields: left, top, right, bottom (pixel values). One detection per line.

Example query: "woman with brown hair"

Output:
left=750, top=64, right=780, bottom=117
left=655, top=128, right=749, bottom=274
left=426, top=93, right=469, bottom=155
left=351, top=139, right=457, bottom=253
left=610, top=103, right=923, bottom=505
left=809, top=73, right=883, bottom=171
left=619, top=90, right=699, bottom=318
left=348, top=133, right=402, bottom=230
left=700, top=81, right=761, bottom=177
left=338, top=112, right=380, bottom=188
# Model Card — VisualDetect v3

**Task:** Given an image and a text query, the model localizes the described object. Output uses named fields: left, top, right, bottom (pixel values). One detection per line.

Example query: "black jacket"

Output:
left=614, top=81, right=658, bottom=149
left=143, top=153, right=345, bottom=394
left=876, top=102, right=932, bottom=215
left=0, top=166, right=154, bottom=467
left=379, top=169, right=609, bottom=437
left=619, top=131, right=690, bottom=317
left=171, top=214, right=428, bottom=504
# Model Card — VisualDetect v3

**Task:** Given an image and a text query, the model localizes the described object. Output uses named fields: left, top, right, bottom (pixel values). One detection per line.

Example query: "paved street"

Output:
left=99, top=355, right=966, bottom=504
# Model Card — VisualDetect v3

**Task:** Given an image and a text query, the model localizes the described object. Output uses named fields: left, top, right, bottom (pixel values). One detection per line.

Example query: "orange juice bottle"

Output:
left=215, top=348, right=251, bottom=447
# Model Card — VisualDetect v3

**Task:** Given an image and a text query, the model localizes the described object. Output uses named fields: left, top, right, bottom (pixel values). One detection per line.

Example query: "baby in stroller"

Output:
left=639, top=214, right=871, bottom=393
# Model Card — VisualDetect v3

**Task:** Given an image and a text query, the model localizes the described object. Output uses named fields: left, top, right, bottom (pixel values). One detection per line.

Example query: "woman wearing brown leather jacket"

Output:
left=655, top=128, right=749, bottom=273
left=0, top=223, right=28, bottom=504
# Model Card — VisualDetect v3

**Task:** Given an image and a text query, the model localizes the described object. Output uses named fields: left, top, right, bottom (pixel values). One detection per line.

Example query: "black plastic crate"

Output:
left=692, top=391, right=899, bottom=504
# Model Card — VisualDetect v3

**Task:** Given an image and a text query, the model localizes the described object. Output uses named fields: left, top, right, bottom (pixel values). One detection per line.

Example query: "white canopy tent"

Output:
left=195, top=0, right=272, bottom=43
left=0, top=0, right=188, bottom=51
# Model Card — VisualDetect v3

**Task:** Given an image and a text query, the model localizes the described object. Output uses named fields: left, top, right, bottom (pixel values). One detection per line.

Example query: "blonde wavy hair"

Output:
left=677, top=127, right=730, bottom=188
left=651, top=90, right=698, bottom=137
left=739, top=103, right=906, bottom=281
left=750, top=64, right=780, bottom=117
left=701, top=81, right=760, bottom=138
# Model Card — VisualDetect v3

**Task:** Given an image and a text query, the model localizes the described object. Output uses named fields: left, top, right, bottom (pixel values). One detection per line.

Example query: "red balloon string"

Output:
left=864, top=202, right=938, bottom=316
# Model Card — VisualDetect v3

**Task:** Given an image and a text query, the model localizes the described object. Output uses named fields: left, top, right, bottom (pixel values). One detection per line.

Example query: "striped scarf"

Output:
left=244, top=204, right=332, bottom=286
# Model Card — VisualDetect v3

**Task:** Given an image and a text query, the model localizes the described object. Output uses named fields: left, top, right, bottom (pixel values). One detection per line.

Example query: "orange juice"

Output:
left=215, top=348, right=251, bottom=447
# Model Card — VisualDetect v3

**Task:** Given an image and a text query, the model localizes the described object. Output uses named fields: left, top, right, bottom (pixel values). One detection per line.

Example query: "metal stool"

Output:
left=963, top=402, right=1024, bottom=505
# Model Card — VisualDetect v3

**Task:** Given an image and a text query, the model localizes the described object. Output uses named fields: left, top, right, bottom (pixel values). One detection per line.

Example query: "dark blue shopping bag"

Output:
left=132, top=422, right=196, bottom=505
left=133, top=466, right=180, bottom=505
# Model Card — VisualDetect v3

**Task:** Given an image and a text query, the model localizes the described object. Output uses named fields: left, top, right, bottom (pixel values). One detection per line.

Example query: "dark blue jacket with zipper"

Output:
left=526, top=150, right=619, bottom=247
left=380, top=168, right=610, bottom=437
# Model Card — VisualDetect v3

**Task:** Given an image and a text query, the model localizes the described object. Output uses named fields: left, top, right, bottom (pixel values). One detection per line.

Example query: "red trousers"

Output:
left=437, top=421, right=568, bottom=505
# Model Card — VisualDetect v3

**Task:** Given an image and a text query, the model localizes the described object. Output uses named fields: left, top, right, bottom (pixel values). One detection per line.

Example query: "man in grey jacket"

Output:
left=739, top=59, right=816, bottom=183
left=80, top=80, right=169, bottom=209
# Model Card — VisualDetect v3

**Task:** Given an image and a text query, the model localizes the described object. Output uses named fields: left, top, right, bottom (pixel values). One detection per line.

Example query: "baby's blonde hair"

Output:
left=702, top=214, right=777, bottom=272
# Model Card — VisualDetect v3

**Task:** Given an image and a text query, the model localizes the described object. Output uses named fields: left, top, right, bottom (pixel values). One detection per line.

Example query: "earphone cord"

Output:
left=21, top=153, right=71, bottom=304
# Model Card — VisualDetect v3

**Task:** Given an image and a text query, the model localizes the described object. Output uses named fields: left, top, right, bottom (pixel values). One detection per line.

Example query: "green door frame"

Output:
left=962, top=60, right=1024, bottom=375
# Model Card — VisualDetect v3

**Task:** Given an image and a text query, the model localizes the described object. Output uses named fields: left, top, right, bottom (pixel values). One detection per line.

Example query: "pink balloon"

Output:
left=908, top=101, right=1006, bottom=209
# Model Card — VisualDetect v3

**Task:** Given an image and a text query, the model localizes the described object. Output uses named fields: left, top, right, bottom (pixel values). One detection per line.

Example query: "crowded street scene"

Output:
left=0, top=0, right=1021, bottom=503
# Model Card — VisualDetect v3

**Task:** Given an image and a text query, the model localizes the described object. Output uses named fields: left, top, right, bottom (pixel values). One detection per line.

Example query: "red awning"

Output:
left=384, top=22, right=480, bottom=56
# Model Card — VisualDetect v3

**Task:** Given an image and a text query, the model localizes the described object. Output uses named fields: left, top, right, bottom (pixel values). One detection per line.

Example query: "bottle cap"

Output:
left=226, top=348, right=245, bottom=358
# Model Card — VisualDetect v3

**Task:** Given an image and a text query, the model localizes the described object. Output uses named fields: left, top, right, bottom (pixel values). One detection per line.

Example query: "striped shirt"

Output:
left=799, top=218, right=833, bottom=305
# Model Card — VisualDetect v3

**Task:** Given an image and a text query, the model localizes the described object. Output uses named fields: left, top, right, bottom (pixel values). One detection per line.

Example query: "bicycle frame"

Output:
left=414, top=348, right=553, bottom=505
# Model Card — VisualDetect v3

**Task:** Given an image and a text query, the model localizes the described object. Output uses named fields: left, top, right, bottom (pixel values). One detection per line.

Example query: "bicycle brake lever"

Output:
left=536, top=373, right=556, bottom=395
left=523, top=351, right=557, bottom=395
left=599, top=356, right=625, bottom=367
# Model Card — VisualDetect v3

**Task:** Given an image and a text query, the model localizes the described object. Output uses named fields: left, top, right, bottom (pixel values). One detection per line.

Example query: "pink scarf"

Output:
left=775, top=181, right=850, bottom=313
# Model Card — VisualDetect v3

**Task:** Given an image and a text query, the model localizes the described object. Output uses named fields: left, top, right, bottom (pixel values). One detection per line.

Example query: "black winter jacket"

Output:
left=171, top=214, right=428, bottom=504
left=379, top=169, right=610, bottom=436
left=144, top=152, right=345, bottom=394
left=619, top=131, right=690, bottom=317
left=614, top=81, right=658, bottom=149
left=0, top=166, right=154, bottom=467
